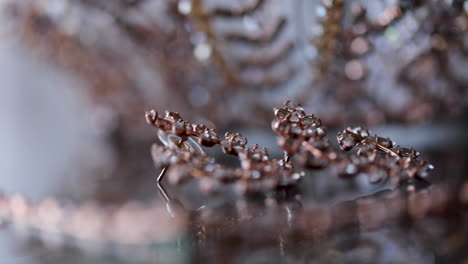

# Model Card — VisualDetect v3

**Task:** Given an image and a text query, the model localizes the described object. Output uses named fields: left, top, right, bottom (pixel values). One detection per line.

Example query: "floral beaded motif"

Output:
left=147, top=101, right=434, bottom=195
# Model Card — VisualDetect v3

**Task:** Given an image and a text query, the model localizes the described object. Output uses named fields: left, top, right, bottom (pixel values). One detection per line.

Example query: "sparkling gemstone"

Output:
left=338, top=132, right=357, bottom=151
left=315, top=127, right=327, bottom=137
left=288, top=112, right=301, bottom=122
left=348, top=127, right=361, bottom=134
left=145, top=110, right=158, bottom=123
left=284, top=100, right=295, bottom=110
left=305, top=128, right=315, bottom=138
left=290, top=171, right=304, bottom=181
left=356, top=141, right=376, bottom=155
left=416, top=163, right=434, bottom=178
left=275, top=159, right=285, bottom=167
left=199, top=131, right=218, bottom=147
left=251, top=170, right=261, bottom=179
left=290, top=125, right=303, bottom=136
left=348, top=127, right=370, bottom=137
left=301, top=115, right=321, bottom=127
left=359, top=128, right=370, bottom=137
left=274, top=121, right=290, bottom=135
left=193, top=124, right=207, bottom=134
left=274, top=108, right=289, bottom=120
left=311, top=139, right=329, bottom=150
left=233, top=134, right=247, bottom=146
left=394, top=147, right=418, bottom=158
left=172, top=120, right=185, bottom=134
left=184, top=123, right=193, bottom=135
left=166, top=111, right=182, bottom=121
left=251, top=153, right=261, bottom=160
left=346, top=164, right=358, bottom=174
left=271, top=120, right=280, bottom=131
left=377, top=137, right=393, bottom=148
left=169, top=155, right=179, bottom=163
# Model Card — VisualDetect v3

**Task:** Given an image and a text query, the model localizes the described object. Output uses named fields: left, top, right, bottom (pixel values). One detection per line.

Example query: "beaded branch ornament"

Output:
left=146, top=101, right=434, bottom=195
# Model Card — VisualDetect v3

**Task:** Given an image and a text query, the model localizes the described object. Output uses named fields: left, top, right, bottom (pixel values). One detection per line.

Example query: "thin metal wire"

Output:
left=157, top=180, right=171, bottom=202
left=157, top=166, right=168, bottom=182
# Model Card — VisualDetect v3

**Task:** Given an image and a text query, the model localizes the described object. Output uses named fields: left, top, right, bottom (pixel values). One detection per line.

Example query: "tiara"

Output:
left=146, top=101, right=434, bottom=195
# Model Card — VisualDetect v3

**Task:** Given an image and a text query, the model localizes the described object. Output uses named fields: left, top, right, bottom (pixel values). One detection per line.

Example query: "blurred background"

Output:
left=0, top=0, right=467, bottom=263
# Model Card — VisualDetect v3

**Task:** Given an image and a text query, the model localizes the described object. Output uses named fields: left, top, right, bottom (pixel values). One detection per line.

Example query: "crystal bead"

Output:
left=289, top=112, right=301, bottom=123
left=166, top=111, right=182, bottom=121
left=234, top=135, right=247, bottom=146
left=169, top=155, right=179, bottom=163
left=416, top=163, right=434, bottom=178
left=338, top=132, right=357, bottom=151
left=356, top=141, right=376, bottom=156
left=274, top=108, right=289, bottom=120
left=301, top=115, right=321, bottom=127
left=290, top=125, right=303, bottom=136
left=304, top=128, right=315, bottom=138
left=359, top=128, right=370, bottom=137
left=193, top=124, right=207, bottom=134
left=250, top=151, right=259, bottom=159
left=172, top=120, right=185, bottom=135
left=184, top=123, right=193, bottom=135
left=394, top=147, right=418, bottom=159
left=310, top=138, right=329, bottom=150
left=199, top=131, right=218, bottom=147
left=345, top=164, right=358, bottom=174
left=347, top=127, right=370, bottom=137
left=377, top=137, right=393, bottom=148
left=315, top=127, right=327, bottom=137
left=251, top=170, right=261, bottom=179
left=284, top=100, right=295, bottom=110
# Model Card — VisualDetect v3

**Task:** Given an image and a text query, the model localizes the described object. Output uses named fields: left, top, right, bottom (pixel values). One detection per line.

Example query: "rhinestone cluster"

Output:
left=148, top=101, right=434, bottom=194
left=147, top=108, right=305, bottom=195
left=270, top=102, right=434, bottom=184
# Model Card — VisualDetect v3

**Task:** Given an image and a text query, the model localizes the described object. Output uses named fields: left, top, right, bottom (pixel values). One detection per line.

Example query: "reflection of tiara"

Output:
left=146, top=101, right=434, bottom=195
